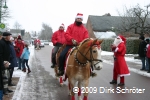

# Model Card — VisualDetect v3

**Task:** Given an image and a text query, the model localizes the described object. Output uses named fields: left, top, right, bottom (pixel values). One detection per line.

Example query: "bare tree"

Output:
left=102, top=13, right=111, bottom=16
left=39, top=23, right=53, bottom=41
left=13, top=21, right=22, bottom=29
left=0, top=0, right=11, bottom=23
left=117, top=4, right=150, bottom=35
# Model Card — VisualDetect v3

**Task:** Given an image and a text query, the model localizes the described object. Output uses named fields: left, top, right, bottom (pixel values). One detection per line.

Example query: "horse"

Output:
left=54, top=38, right=103, bottom=87
left=54, top=44, right=66, bottom=79
left=65, top=38, right=103, bottom=100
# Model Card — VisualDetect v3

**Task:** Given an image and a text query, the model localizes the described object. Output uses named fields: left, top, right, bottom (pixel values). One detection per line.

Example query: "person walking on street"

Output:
left=51, top=23, right=66, bottom=68
left=145, top=38, right=150, bottom=71
left=8, top=37, right=18, bottom=86
left=14, top=35, right=24, bottom=70
left=20, top=44, right=31, bottom=73
left=57, top=13, right=89, bottom=76
left=138, top=35, right=147, bottom=70
left=0, top=32, right=13, bottom=98
left=110, top=35, right=130, bottom=86
left=34, top=38, right=41, bottom=49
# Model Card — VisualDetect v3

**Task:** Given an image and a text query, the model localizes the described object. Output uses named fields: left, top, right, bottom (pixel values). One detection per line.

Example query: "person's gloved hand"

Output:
left=4, top=61, right=10, bottom=68
left=111, top=44, right=116, bottom=51
left=72, top=39, right=77, bottom=45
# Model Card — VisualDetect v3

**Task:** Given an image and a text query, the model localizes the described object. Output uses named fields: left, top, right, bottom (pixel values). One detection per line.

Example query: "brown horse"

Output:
left=54, top=38, right=103, bottom=87
left=65, top=38, right=103, bottom=100
left=54, top=44, right=66, bottom=83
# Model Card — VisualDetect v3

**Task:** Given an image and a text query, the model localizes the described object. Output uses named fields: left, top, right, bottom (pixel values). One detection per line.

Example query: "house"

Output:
left=86, top=15, right=150, bottom=38
left=86, top=15, right=123, bottom=38
left=23, top=32, right=32, bottom=44
left=10, top=29, right=25, bottom=37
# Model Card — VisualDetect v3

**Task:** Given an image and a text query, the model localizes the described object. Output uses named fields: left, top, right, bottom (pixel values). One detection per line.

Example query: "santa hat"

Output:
left=117, top=35, right=126, bottom=45
left=17, top=35, right=22, bottom=39
left=75, top=13, right=83, bottom=20
left=60, top=23, right=65, bottom=28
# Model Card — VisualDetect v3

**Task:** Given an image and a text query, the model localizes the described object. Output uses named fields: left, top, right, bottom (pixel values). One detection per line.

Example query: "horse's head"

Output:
left=75, top=38, right=103, bottom=69
left=90, top=39, right=103, bottom=70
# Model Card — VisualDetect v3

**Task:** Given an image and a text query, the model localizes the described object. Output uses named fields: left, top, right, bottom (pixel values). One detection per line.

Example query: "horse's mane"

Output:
left=78, top=38, right=91, bottom=47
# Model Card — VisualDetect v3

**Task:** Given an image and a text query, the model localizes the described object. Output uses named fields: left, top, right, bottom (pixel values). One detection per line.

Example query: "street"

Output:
left=12, top=45, right=150, bottom=100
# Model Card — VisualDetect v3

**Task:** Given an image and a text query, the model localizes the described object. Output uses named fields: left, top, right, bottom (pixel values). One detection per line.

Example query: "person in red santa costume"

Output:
left=14, top=35, right=25, bottom=70
left=34, top=38, right=41, bottom=49
left=110, top=35, right=130, bottom=86
left=57, top=13, right=89, bottom=76
left=51, top=23, right=66, bottom=68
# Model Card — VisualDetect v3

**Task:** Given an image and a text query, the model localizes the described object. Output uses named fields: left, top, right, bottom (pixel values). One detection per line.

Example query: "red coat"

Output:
left=65, top=22, right=89, bottom=45
left=113, top=42, right=130, bottom=76
left=14, top=40, right=24, bottom=57
left=34, top=39, right=41, bottom=45
left=51, top=30, right=66, bottom=46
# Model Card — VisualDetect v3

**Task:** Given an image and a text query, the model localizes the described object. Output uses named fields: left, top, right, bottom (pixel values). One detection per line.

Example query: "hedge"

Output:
left=100, top=38, right=140, bottom=54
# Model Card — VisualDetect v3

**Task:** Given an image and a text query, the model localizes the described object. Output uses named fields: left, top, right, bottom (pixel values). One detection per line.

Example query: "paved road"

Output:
left=13, top=45, right=150, bottom=100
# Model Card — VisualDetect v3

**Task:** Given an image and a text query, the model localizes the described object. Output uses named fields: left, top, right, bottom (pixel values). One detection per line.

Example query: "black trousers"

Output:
left=52, top=46, right=61, bottom=65
left=8, top=67, right=14, bottom=84
left=59, top=46, right=72, bottom=71
left=148, top=58, right=150, bottom=72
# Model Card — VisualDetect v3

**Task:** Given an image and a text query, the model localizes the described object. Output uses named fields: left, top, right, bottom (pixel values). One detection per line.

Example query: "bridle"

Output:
left=74, top=41, right=103, bottom=66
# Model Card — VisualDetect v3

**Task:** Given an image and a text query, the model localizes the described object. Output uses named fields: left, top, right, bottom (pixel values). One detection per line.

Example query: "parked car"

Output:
left=40, top=41, right=45, bottom=47
left=44, top=40, right=49, bottom=45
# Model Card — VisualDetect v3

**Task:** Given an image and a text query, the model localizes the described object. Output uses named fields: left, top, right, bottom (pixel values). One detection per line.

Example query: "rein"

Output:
left=74, top=44, right=102, bottom=66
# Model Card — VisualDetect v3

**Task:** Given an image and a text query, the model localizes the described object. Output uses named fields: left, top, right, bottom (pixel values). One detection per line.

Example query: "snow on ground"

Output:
left=11, top=43, right=150, bottom=99
left=101, top=51, right=150, bottom=77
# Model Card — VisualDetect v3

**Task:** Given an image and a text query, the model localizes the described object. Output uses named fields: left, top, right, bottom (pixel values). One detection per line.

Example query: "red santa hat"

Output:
left=17, top=35, right=22, bottom=40
left=117, top=35, right=126, bottom=45
left=75, top=13, right=83, bottom=20
left=60, top=23, right=65, bottom=28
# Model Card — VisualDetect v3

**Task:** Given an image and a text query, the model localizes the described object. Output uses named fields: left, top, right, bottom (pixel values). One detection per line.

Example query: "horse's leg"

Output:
left=54, top=65, right=59, bottom=79
left=83, top=80, right=89, bottom=100
left=78, top=82, right=82, bottom=100
left=70, top=80, right=76, bottom=100
left=68, top=82, right=71, bottom=95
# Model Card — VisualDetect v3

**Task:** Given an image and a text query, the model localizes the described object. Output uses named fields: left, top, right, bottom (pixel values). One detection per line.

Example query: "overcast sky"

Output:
left=6, top=0, right=150, bottom=33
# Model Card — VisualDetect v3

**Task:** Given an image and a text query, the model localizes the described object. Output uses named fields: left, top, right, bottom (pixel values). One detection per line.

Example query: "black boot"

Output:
left=28, top=69, right=31, bottom=74
left=7, top=88, right=13, bottom=93
left=110, top=80, right=117, bottom=84
left=51, top=64, right=55, bottom=68
left=8, top=82, right=16, bottom=86
left=118, top=83, right=125, bottom=86
left=57, top=70, right=64, bottom=76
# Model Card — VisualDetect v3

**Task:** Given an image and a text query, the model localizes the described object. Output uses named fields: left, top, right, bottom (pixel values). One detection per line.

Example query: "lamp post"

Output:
left=0, top=0, right=8, bottom=25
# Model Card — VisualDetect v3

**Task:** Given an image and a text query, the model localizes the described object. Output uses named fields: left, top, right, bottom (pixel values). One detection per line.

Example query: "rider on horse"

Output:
left=57, top=13, right=96, bottom=77
left=51, top=23, right=66, bottom=68
left=34, top=38, right=41, bottom=49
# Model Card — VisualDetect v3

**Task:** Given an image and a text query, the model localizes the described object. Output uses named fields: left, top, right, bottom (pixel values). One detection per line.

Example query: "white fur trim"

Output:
left=60, top=25, right=65, bottom=28
left=75, top=16, right=83, bottom=20
left=115, top=47, right=119, bottom=52
left=119, top=73, right=130, bottom=77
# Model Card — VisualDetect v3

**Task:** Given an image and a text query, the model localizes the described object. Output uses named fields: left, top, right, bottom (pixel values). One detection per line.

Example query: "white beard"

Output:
left=113, top=38, right=122, bottom=46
